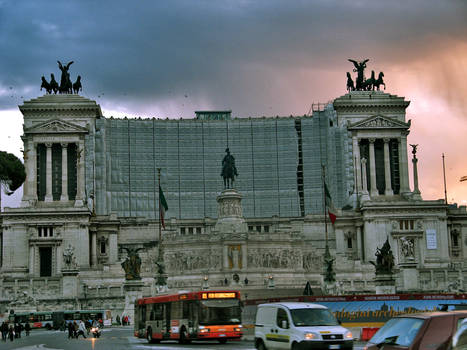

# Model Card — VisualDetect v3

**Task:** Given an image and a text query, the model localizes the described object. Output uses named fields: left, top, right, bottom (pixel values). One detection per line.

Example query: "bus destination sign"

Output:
left=202, top=292, right=236, bottom=299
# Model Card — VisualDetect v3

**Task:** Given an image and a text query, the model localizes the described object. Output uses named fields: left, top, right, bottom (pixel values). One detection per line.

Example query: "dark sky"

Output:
left=1, top=0, right=467, bottom=206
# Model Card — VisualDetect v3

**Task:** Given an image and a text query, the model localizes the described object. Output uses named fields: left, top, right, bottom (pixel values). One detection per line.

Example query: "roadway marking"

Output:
left=7, top=345, right=63, bottom=350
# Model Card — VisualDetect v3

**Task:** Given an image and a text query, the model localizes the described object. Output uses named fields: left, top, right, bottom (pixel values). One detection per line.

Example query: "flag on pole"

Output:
left=159, top=186, right=168, bottom=228
left=324, top=182, right=337, bottom=224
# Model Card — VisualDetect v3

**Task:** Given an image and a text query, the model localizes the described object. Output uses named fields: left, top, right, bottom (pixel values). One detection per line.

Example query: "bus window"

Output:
left=153, top=304, right=164, bottom=321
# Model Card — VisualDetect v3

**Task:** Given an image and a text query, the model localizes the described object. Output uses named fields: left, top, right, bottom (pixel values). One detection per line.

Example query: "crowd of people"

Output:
left=1, top=312, right=131, bottom=343
left=1, top=321, right=31, bottom=342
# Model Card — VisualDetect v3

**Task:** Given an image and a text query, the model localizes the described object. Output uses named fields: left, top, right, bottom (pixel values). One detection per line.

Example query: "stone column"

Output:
left=60, top=143, right=69, bottom=201
left=360, top=158, right=370, bottom=201
left=56, top=244, right=62, bottom=274
left=21, top=140, right=37, bottom=206
left=368, top=138, right=378, bottom=197
left=352, top=137, right=362, bottom=194
left=223, top=245, right=229, bottom=269
left=29, top=245, right=35, bottom=275
left=45, top=143, right=53, bottom=202
left=75, top=140, right=85, bottom=207
left=399, top=134, right=411, bottom=195
left=412, top=152, right=422, bottom=200
left=91, top=231, right=97, bottom=267
left=383, top=138, right=394, bottom=196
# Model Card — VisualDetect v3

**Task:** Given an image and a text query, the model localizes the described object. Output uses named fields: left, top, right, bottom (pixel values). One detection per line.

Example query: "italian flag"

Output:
left=159, top=186, right=169, bottom=229
left=324, top=182, right=337, bottom=224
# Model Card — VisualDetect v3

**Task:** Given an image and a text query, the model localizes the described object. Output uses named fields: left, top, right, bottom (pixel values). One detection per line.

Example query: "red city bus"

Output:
left=134, top=290, right=243, bottom=344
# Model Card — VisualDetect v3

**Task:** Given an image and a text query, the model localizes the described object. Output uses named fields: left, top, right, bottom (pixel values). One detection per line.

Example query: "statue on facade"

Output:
left=121, top=247, right=144, bottom=280
left=346, top=72, right=354, bottom=92
left=57, top=60, right=74, bottom=94
left=323, top=244, right=336, bottom=283
left=410, top=144, right=418, bottom=155
left=40, top=76, right=52, bottom=94
left=371, top=238, right=395, bottom=274
left=73, top=75, right=82, bottom=94
left=50, top=73, right=59, bottom=94
left=348, top=59, right=369, bottom=90
left=400, top=236, right=415, bottom=259
left=221, top=148, right=238, bottom=189
left=63, top=244, right=77, bottom=268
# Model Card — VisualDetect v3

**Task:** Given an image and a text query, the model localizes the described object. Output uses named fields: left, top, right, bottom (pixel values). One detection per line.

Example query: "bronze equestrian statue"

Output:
left=221, top=148, right=238, bottom=189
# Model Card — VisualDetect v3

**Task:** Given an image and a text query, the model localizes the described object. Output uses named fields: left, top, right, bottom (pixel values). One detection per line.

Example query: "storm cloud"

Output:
left=1, top=0, right=467, bottom=206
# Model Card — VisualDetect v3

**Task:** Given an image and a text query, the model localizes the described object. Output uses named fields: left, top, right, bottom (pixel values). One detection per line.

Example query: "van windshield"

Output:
left=290, top=308, right=339, bottom=327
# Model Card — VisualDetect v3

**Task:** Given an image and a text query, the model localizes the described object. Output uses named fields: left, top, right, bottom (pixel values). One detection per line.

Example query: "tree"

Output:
left=0, top=150, right=26, bottom=196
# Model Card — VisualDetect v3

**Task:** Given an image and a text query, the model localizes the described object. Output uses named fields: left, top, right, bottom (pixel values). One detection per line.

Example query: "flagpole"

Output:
left=442, top=154, right=448, bottom=204
left=158, top=168, right=162, bottom=259
left=322, top=165, right=328, bottom=244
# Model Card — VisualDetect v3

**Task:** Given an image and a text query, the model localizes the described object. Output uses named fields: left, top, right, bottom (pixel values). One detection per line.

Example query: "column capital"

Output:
left=361, top=157, right=367, bottom=165
left=45, top=142, right=53, bottom=148
left=383, top=138, right=391, bottom=143
left=61, top=142, right=69, bottom=148
left=368, top=138, right=376, bottom=144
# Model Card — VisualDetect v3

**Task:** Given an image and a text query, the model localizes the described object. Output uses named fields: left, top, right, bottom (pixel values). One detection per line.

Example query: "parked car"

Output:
left=364, top=311, right=467, bottom=350
left=452, top=318, right=467, bottom=350
left=255, top=302, right=353, bottom=350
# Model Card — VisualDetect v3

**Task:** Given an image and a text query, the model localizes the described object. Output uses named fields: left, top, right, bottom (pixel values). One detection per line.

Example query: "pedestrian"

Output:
left=73, top=321, right=78, bottom=339
left=25, top=322, right=31, bottom=336
left=1, top=321, right=8, bottom=341
left=8, top=324, right=14, bottom=341
left=67, top=321, right=74, bottom=339
left=15, top=322, right=22, bottom=338
left=116, top=314, right=120, bottom=326
left=76, top=320, right=87, bottom=339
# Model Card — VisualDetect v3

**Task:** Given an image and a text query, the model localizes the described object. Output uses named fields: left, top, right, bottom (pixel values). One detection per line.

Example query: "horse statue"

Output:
left=370, top=238, right=395, bottom=274
left=362, top=70, right=375, bottom=91
left=73, top=75, right=82, bottom=94
left=50, top=73, right=59, bottom=94
left=221, top=148, right=238, bottom=189
left=346, top=72, right=354, bottom=92
left=373, top=71, right=385, bottom=91
left=40, top=76, right=52, bottom=94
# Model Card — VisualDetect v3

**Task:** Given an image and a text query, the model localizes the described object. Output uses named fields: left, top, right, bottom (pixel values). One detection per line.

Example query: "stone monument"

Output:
left=121, top=247, right=144, bottom=323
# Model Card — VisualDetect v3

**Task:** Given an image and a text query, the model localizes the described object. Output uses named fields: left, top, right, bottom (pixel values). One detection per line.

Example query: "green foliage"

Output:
left=0, top=151, right=26, bottom=194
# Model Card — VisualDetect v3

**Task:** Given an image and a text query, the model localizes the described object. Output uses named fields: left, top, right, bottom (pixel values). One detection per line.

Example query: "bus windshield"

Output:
left=199, top=299, right=241, bottom=325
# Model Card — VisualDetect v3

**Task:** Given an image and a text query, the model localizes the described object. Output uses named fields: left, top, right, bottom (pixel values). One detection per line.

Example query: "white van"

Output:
left=254, top=302, right=353, bottom=350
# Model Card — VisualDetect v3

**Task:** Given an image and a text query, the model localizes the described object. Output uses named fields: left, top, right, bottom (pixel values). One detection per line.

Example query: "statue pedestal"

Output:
left=122, top=280, right=144, bottom=324
left=374, top=274, right=396, bottom=294
left=62, top=269, right=79, bottom=298
left=215, top=189, right=248, bottom=233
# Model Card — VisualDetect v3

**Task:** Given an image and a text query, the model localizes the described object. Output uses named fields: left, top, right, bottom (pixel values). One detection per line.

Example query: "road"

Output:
left=0, top=326, right=366, bottom=349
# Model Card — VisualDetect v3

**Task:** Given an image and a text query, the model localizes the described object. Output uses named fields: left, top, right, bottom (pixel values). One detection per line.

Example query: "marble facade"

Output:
left=0, top=90, right=466, bottom=316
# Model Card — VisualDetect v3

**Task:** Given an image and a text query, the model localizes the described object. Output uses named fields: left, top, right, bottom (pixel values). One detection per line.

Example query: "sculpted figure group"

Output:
left=40, top=60, right=82, bottom=94
left=346, top=59, right=385, bottom=92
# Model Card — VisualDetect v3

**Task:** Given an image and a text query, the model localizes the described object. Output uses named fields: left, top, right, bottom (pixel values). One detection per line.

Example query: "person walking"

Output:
left=72, top=321, right=78, bottom=339
left=25, top=322, right=31, bottom=336
left=116, top=314, right=120, bottom=326
left=8, top=324, right=14, bottom=341
left=76, top=320, right=87, bottom=339
left=1, top=321, right=8, bottom=341
left=67, top=321, right=74, bottom=339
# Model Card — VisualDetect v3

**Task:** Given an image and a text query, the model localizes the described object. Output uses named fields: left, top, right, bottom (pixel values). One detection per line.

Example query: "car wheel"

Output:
left=291, top=342, right=300, bottom=350
left=218, top=338, right=227, bottom=344
left=257, top=340, right=268, bottom=350
left=46, top=324, right=51, bottom=330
